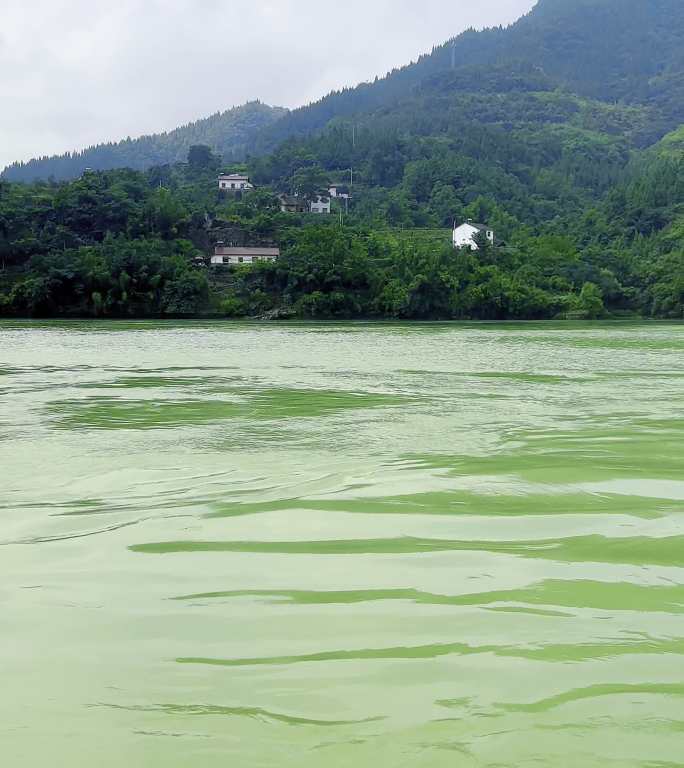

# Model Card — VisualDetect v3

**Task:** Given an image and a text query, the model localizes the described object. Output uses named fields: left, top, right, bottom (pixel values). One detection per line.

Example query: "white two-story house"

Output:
left=218, top=174, right=254, bottom=193
left=310, top=195, right=331, bottom=214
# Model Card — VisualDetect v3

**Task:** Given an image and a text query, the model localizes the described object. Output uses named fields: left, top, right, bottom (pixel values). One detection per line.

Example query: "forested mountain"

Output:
left=0, top=0, right=682, bottom=320
left=1, top=102, right=286, bottom=183
left=248, top=0, right=684, bottom=153
left=5, top=0, right=684, bottom=181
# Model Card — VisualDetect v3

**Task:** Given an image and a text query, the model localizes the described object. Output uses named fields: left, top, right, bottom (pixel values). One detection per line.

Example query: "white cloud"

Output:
left=0, top=0, right=535, bottom=169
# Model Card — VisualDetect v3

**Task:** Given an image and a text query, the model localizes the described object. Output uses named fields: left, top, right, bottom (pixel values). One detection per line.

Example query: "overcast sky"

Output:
left=1, top=0, right=535, bottom=170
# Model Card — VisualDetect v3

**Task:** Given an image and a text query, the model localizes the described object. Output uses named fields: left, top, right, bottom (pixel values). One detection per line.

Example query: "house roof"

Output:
left=456, top=222, right=491, bottom=232
left=219, top=173, right=250, bottom=180
left=278, top=194, right=307, bottom=206
left=214, top=246, right=280, bottom=257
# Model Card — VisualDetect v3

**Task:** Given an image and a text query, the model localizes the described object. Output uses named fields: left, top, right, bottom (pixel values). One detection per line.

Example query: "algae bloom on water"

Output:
left=1, top=320, right=683, bottom=768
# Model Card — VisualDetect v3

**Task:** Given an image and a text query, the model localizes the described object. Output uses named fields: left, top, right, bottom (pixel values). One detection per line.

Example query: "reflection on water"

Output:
left=1, top=320, right=683, bottom=768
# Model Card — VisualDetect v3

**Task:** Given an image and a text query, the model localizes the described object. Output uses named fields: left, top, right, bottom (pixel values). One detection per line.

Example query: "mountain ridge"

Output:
left=3, top=0, right=684, bottom=182
left=248, top=0, right=684, bottom=154
left=2, top=102, right=286, bottom=183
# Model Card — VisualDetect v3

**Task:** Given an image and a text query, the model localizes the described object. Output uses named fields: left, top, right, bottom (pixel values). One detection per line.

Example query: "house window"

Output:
left=238, top=257, right=244, bottom=263
left=231, top=183, right=236, bottom=189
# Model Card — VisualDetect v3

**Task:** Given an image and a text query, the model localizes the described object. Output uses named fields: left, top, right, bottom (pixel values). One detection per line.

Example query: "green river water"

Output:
left=1, top=320, right=683, bottom=767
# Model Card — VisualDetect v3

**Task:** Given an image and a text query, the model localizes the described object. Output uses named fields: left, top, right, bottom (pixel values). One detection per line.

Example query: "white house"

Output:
left=310, top=195, right=331, bottom=214
left=453, top=221, right=495, bottom=250
left=218, top=174, right=254, bottom=192
left=328, top=185, right=351, bottom=200
left=211, top=245, right=280, bottom=265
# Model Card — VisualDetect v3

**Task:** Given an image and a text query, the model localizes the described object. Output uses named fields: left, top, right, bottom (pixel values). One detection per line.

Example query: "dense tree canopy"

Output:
left=0, top=143, right=680, bottom=320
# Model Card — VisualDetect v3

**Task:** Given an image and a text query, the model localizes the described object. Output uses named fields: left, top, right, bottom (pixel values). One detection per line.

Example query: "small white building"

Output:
left=453, top=221, right=495, bottom=250
left=212, top=246, right=280, bottom=265
left=310, top=195, right=331, bottom=214
left=218, top=174, right=254, bottom=192
left=328, top=185, right=351, bottom=200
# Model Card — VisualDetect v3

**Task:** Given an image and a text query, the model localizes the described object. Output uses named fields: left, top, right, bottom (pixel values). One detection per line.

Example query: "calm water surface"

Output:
left=1, top=320, right=683, bottom=767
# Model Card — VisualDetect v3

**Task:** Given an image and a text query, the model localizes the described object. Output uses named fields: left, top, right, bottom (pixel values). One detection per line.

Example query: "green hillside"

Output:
left=657, top=126, right=684, bottom=157
left=0, top=0, right=681, bottom=320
